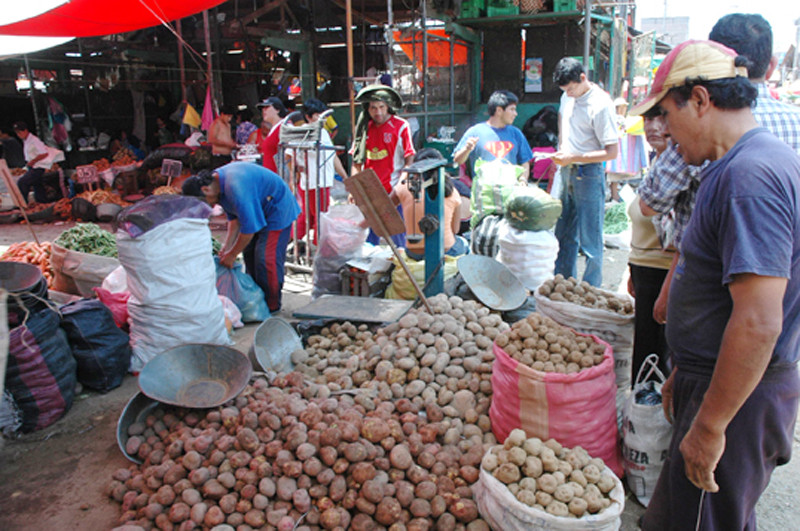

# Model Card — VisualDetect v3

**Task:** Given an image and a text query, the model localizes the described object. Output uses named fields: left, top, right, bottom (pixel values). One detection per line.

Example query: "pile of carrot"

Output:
left=0, top=241, right=54, bottom=287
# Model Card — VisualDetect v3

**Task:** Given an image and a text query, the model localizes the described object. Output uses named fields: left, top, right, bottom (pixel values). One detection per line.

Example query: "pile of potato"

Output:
left=484, top=429, right=618, bottom=518
left=494, top=312, right=606, bottom=373
left=538, top=275, right=634, bottom=316
left=112, top=373, right=494, bottom=530
left=293, top=294, right=507, bottom=440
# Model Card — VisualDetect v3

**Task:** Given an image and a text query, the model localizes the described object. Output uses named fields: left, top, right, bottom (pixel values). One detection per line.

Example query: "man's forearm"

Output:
left=453, top=147, right=470, bottom=166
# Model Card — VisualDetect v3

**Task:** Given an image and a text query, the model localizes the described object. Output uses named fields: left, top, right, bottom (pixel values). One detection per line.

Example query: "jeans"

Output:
left=554, top=163, right=605, bottom=287
left=17, top=167, right=47, bottom=204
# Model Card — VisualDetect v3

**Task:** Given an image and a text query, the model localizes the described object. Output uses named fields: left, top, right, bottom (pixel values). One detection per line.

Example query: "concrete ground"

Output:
left=0, top=220, right=798, bottom=530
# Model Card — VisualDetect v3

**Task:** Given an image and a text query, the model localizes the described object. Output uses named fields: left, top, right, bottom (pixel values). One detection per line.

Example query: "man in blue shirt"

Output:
left=630, top=40, right=800, bottom=531
left=453, top=90, right=533, bottom=178
left=183, top=161, right=300, bottom=313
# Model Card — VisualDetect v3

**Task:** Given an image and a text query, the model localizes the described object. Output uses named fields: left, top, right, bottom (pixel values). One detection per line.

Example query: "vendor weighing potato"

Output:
left=183, top=161, right=300, bottom=314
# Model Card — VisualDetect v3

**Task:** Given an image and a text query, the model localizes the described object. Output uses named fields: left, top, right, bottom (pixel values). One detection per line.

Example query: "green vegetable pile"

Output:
left=55, top=223, right=118, bottom=257
left=604, top=202, right=630, bottom=235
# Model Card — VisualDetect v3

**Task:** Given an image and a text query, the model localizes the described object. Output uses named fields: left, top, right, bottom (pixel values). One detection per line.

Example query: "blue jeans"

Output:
left=554, top=163, right=605, bottom=287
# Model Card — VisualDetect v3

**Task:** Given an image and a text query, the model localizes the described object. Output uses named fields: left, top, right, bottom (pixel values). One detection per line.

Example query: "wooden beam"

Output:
left=240, top=0, right=286, bottom=26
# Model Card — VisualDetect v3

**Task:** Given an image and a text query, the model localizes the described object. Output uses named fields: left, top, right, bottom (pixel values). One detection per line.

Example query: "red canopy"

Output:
left=0, top=0, right=227, bottom=37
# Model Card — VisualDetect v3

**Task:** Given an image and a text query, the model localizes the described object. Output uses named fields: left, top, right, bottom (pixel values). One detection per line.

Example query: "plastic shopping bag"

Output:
left=215, top=257, right=269, bottom=323
left=622, top=354, right=672, bottom=506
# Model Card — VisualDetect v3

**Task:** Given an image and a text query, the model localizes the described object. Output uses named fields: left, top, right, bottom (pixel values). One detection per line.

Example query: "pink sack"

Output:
left=490, top=338, right=623, bottom=477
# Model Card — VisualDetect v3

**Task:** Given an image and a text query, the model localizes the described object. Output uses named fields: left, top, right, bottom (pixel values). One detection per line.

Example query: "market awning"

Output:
left=0, top=0, right=227, bottom=37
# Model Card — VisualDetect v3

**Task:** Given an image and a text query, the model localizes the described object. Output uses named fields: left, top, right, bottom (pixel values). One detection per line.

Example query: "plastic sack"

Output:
left=102, top=265, right=128, bottom=293
left=92, top=287, right=130, bottom=330
left=219, top=295, right=244, bottom=329
left=59, top=299, right=132, bottom=393
left=471, top=158, right=525, bottom=229
left=118, top=217, right=230, bottom=372
left=5, top=308, right=76, bottom=433
left=496, top=222, right=559, bottom=291
left=490, top=339, right=622, bottom=477
left=534, top=287, right=634, bottom=391
left=384, top=251, right=460, bottom=300
left=50, top=242, right=121, bottom=298
left=474, top=458, right=624, bottom=531
left=311, top=205, right=368, bottom=299
left=117, top=195, right=212, bottom=239
left=214, top=257, right=269, bottom=323
left=622, top=354, right=673, bottom=507
left=471, top=214, right=503, bottom=258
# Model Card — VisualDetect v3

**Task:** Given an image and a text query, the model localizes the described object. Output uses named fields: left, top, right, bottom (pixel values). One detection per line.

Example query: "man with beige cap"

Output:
left=629, top=40, right=800, bottom=530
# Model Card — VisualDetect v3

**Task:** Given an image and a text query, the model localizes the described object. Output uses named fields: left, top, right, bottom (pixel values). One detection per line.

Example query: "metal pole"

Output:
left=346, top=0, right=356, bottom=141
left=583, top=0, right=592, bottom=75
left=177, top=20, right=187, bottom=102
left=387, top=0, right=394, bottom=78
left=203, top=10, right=215, bottom=112
left=422, top=0, right=429, bottom=141
left=450, top=34, right=455, bottom=127
left=23, top=55, right=42, bottom=139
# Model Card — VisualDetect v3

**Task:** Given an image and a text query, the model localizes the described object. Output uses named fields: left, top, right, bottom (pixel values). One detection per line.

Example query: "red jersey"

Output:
left=261, top=117, right=288, bottom=172
left=357, top=115, right=415, bottom=192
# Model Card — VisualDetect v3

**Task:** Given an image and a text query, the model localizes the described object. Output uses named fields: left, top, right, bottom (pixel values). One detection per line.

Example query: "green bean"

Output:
left=55, top=223, right=118, bottom=257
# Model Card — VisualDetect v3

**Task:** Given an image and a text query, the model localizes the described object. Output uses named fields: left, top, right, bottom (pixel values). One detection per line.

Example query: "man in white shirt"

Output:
left=13, top=121, right=50, bottom=204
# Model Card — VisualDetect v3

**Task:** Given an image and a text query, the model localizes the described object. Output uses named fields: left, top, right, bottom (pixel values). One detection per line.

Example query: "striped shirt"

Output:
left=638, top=82, right=800, bottom=249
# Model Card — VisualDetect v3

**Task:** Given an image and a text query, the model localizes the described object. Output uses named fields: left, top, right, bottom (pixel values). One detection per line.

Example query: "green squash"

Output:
left=505, top=186, right=562, bottom=231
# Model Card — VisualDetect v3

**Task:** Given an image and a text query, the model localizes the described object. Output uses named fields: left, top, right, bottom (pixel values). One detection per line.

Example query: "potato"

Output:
left=450, top=499, right=479, bottom=522
left=389, top=445, right=413, bottom=470
left=375, top=497, right=402, bottom=526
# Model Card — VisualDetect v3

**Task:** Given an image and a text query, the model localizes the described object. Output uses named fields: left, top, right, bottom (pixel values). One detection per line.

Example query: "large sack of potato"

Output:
left=473, top=431, right=624, bottom=530
left=535, top=275, right=634, bottom=390
left=490, top=312, right=622, bottom=476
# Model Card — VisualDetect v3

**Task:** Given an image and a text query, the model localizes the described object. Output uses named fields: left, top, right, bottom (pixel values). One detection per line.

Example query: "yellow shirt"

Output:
left=628, top=195, right=674, bottom=270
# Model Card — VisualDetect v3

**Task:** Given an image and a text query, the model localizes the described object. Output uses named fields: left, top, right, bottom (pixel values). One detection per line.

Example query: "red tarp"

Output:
left=0, top=0, right=227, bottom=37
left=393, top=28, right=468, bottom=70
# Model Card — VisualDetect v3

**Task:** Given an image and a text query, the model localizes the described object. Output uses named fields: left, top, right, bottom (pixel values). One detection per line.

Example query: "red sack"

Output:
left=93, top=287, right=130, bottom=331
left=490, top=338, right=623, bottom=477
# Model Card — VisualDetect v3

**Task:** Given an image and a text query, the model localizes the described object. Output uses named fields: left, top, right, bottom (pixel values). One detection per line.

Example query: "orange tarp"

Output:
left=393, top=28, right=468, bottom=69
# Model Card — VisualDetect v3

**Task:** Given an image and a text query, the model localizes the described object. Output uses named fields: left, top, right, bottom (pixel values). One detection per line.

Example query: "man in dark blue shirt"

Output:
left=183, top=161, right=300, bottom=314
left=631, top=40, right=800, bottom=531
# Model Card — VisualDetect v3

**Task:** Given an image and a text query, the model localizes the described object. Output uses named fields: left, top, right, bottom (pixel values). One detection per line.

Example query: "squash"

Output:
left=505, top=186, right=562, bottom=231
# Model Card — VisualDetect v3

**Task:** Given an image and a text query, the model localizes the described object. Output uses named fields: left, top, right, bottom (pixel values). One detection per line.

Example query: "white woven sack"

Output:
left=496, top=224, right=559, bottom=291
left=534, top=286, right=634, bottom=389
left=474, top=460, right=624, bottom=530
left=118, top=218, right=230, bottom=371
left=622, top=354, right=672, bottom=507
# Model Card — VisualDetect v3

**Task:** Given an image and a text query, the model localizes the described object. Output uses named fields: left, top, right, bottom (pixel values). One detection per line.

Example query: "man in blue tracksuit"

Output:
left=183, top=161, right=300, bottom=314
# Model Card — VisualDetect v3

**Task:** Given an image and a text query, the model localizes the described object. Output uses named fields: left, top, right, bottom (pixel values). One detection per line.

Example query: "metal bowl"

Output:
left=457, top=254, right=526, bottom=311
left=138, top=344, right=252, bottom=408
left=116, top=391, right=161, bottom=464
left=248, top=317, right=302, bottom=373
left=96, top=203, right=122, bottom=222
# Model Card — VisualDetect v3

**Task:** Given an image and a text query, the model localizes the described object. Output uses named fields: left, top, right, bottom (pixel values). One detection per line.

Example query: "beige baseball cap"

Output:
left=629, top=40, right=748, bottom=116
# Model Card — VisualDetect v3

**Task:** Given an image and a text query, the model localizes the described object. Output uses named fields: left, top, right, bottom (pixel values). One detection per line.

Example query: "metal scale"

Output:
left=403, top=156, right=449, bottom=296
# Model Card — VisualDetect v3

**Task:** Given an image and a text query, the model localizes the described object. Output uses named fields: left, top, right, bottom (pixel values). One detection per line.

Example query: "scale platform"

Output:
left=292, top=294, right=414, bottom=323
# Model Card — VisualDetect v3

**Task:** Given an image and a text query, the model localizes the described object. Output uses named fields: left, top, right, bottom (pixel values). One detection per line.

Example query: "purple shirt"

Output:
left=668, top=128, right=800, bottom=373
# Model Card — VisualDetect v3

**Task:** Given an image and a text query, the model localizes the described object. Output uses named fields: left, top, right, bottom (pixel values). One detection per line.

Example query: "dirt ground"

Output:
left=0, top=221, right=798, bottom=530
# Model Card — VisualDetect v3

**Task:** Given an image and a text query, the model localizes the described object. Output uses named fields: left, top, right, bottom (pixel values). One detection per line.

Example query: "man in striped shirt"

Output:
left=638, top=13, right=800, bottom=324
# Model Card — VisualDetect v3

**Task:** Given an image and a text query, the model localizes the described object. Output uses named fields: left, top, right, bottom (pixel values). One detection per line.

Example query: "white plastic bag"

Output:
left=534, top=286, right=634, bottom=390
left=474, top=461, right=624, bottom=530
left=622, top=354, right=673, bottom=507
left=117, top=218, right=230, bottom=372
left=496, top=222, right=559, bottom=291
left=102, top=265, right=129, bottom=294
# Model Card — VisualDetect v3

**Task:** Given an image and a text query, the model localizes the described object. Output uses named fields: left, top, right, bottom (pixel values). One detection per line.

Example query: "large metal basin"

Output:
left=248, top=317, right=302, bottom=374
left=457, top=254, right=526, bottom=311
left=138, top=344, right=252, bottom=408
left=116, top=391, right=161, bottom=464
